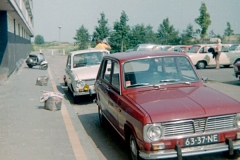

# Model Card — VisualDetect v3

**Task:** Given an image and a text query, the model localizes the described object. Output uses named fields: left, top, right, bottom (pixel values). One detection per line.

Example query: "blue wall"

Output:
left=0, top=11, right=31, bottom=76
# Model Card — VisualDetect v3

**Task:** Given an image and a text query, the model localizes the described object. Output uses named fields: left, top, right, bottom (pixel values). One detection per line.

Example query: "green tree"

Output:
left=73, top=25, right=90, bottom=50
left=111, top=11, right=130, bottom=52
left=181, top=24, right=196, bottom=44
left=224, top=22, right=234, bottom=36
left=195, top=2, right=211, bottom=41
left=209, top=30, right=216, bottom=38
left=157, top=18, right=180, bottom=45
left=34, top=35, right=44, bottom=44
left=128, top=24, right=158, bottom=49
left=144, top=25, right=158, bottom=44
left=93, top=12, right=111, bottom=41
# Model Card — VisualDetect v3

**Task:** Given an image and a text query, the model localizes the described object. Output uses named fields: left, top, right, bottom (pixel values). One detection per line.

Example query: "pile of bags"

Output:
left=40, top=91, right=64, bottom=111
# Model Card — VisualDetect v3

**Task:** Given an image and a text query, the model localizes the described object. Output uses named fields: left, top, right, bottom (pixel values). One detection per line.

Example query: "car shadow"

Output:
left=222, top=80, right=240, bottom=86
left=78, top=113, right=131, bottom=160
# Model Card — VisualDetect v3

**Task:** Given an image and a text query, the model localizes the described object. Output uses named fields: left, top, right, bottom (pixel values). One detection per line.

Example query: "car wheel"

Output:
left=68, top=86, right=71, bottom=93
left=73, top=96, right=80, bottom=104
left=196, top=61, right=206, bottom=69
left=224, top=149, right=240, bottom=159
left=129, top=134, right=139, bottom=160
left=223, top=65, right=230, bottom=68
left=98, top=106, right=106, bottom=126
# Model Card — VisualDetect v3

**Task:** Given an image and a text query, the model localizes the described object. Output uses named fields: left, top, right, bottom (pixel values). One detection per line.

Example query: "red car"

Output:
left=234, top=61, right=240, bottom=80
left=94, top=51, right=240, bottom=160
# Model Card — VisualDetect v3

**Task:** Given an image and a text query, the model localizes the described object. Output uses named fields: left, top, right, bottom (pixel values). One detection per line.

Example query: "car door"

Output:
left=65, top=54, right=72, bottom=86
left=107, top=61, right=121, bottom=132
left=96, top=59, right=120, bottom=129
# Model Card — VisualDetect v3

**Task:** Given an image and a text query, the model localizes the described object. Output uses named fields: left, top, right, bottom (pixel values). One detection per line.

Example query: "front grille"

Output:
left=84, top=79, right=95, bottom=85
left=162, top=114, right=236, bottom=137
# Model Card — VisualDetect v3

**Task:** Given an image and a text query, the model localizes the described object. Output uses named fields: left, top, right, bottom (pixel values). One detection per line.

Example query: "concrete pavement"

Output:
left=0, top=51, right=101, bottom=160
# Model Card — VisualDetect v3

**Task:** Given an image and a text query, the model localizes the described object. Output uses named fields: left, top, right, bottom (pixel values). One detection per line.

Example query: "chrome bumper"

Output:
left=73, top=89, right=95, bottom=96
left=139, top=139, right=240, bottom=159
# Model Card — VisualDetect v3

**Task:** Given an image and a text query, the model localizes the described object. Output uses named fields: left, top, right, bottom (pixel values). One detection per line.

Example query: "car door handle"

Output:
left=106, top=87, right=110, bottom=91
left=98, top=81, right=102, bottom=85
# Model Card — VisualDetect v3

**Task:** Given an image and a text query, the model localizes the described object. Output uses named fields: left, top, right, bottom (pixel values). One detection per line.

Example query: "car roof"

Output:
left=69, top=48, right=109, bottom=55
left=104, top=51, right=187, bottom=62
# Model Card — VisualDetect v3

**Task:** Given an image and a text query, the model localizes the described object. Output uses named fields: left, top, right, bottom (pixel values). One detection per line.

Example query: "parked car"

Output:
left=161, top=45, right=184, bottom=52
left=180, top=45, right=192, bottom=53
left=152, top=45, right=170, bottom=51
left=233, top=60, right=240, bottom=80
left=94, top=50, right=240, bottom=160
left=133, top=44, right=157, bottom=51
left=186, top=44, right=240, bottom=69
left=64, top=48, right=110, bottom=104
left=229, top=44, right=240, bottom=52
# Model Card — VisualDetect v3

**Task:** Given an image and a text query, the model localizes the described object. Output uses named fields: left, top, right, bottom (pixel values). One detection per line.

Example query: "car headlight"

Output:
left=235, top=113, right=240, bottom=128
left=76, top=80, right=85, bottom=88
left=144, top=124, right=164, bottom=142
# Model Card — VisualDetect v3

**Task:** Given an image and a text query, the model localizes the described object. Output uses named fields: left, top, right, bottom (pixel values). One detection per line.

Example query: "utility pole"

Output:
left=58, top=26, right=62, bottom=46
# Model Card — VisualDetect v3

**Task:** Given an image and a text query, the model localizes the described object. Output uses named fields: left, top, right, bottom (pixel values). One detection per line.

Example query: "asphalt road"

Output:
left=46, top=51, right=240, bottom=160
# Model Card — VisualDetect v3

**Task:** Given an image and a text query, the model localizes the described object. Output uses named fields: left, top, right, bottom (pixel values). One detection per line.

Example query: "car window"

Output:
left=188, top=46, right=200, bottom=53
left=229, top=45, right=238, bottom=51
left=73, top=52, right=104, bottom=68
left=124, top=56, right=199, bottom=88
left=66, top=55, right=71, bottom=68
left=177, top=57, right=198, bottom=81
left=111, top=62, right=120, bottom=90
left=103, top=60, right=112, bottom=82
left=199, top=46, right=210, bottom=53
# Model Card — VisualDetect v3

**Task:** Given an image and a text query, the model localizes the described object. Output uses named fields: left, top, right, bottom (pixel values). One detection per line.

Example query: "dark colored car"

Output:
left=94, top=50, right=240, bottom=160
left=234, top=61, right=240, bottom=80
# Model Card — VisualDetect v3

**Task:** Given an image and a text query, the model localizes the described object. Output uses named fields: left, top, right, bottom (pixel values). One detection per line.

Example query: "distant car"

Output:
left=64, top=49, right=110, bottom=104
left=125, top=48, right=134, bottom=52
left=133, top=44, right=157, bottom=51
left=229, top=44, right=240, bottom=52
left=186, top=44, right=240, bottom=69
left=233, top=60, right=240, bottom=80
left=180, top=45, right=192, bottom=53
left=152, top=45, right=170, bottom=51
left=94, top=50, right=240, bottom=160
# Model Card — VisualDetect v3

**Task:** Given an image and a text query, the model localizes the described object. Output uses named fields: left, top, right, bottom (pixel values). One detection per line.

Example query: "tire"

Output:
left=27, top=64, right=33, bottom=68
left=129, top=134, right=139, bottom=160
left=98, top=106, right=106, bottom=126
left=41, top=64, right=48, bottom=70
left=223, top=65, right=230, bottom=68
left=196, top=61, right=206, bottom=69
left=67, top=86, right=71, bottom=93
left=73, top=96, right=80, bottom=104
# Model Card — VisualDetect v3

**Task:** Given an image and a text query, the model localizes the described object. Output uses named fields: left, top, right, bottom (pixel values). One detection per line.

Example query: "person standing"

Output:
left=95, top=38, right=111, bottom=50
left=215, top=39, right=222, bottom=69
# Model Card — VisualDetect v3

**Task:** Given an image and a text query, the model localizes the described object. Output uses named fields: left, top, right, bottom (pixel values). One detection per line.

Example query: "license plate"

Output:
left=184, top=134, right=219, bottom=147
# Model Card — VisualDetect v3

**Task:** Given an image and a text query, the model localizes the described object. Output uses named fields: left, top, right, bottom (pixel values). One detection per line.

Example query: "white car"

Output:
left=64, top=48, right=110, bottom=103
left=186, top=44, right=239, bottom=69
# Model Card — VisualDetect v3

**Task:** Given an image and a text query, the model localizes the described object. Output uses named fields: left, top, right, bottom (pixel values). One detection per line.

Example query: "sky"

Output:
left=33, top=0, right=240, bottom=43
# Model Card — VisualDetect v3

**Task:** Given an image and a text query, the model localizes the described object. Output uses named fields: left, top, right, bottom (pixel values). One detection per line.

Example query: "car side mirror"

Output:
left=202, top=77, right=208, bottom=83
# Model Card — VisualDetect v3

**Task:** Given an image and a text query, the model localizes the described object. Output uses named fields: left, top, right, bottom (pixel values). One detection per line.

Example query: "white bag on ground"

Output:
left=40, top=91, right=64, bottom=111
left=36, top=76, right=49, bottom=86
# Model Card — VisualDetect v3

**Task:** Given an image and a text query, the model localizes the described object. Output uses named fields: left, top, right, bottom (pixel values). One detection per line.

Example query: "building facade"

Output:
left=0, top=0, right=33, bottom=80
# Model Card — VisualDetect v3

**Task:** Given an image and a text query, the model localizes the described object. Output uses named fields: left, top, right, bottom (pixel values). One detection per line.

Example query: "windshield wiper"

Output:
left=126, top=83, right=151, bottom=88
left=159, top=79, right=179, bottom=83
